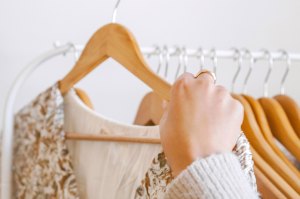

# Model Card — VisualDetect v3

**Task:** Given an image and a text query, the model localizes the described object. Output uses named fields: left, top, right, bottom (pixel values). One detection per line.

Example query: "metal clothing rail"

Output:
left=73, top=45, right=300, bottom=61
left=146, top=47, right=300, bottom=61
left=1, top=43, right=300, bottom=199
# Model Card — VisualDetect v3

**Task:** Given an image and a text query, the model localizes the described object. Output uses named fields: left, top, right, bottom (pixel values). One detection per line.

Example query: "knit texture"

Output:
left=164, top=153, right=260, bottom=199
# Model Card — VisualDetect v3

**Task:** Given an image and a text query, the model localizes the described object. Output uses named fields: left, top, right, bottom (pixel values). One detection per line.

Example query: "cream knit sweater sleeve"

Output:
left=164, top=153, right=260, bottom=199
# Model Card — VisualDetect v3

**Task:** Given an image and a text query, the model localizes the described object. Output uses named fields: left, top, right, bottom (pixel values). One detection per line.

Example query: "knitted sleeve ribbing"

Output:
left=164, top=153, right=260, bottom=199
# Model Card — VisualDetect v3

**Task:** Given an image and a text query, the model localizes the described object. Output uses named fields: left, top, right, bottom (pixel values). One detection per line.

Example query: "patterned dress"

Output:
left=13, top=84, right=79, bottom=198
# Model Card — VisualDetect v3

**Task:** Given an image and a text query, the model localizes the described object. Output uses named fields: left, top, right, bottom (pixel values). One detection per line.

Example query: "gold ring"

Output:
left=194, top=69, right=217, bottom=84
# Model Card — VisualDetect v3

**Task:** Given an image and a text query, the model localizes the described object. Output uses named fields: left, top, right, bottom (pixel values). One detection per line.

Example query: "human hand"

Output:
left=159, top=72, right=244, bottom=177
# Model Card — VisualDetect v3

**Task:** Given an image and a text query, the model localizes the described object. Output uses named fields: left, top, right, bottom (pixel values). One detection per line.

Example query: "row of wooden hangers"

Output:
left=57, top=3, right=300, bottom=198
left=132, top=51, right=300, bottom=198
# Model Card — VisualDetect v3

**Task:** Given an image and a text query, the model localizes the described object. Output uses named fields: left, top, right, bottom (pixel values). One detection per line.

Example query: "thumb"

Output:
left=162, top=100, right=169, bottom=111
left=159, top=100, right=169, bottom=125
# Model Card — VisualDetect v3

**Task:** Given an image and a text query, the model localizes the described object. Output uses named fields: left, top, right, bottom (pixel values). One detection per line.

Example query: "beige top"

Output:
left=64, top=89, right=162, bottom=198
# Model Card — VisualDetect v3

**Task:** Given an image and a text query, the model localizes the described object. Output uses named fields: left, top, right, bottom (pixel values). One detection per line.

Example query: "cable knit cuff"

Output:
left=164, top=153, right=259, bottom=199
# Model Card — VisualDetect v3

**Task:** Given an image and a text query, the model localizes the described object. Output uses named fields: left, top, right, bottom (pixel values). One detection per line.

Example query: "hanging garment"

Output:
left=13, top=83, right=161, bottom=198
left=12, top=83, right=257, bottom=198
left=63, top=88, right=162, bottom=198
left=134, top=134, right=258, bottom=199
left=13, top=84, right=80, bottom=198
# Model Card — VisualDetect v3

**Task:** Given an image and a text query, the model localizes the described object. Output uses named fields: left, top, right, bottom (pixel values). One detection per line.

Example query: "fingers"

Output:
left=172, top=72, right=239, bottom=106
left=174, top=72, right=215, bottom=89
left=230, top=99, right=244, bottom=123
left=194, top=72, right=215, bottom=86
left=175, top=73, right=195, bottom=88
left=215, top=85, right=228, bottom=96
left=172, top=72, right=216, bottom=100
left=172, top=73, right=195, bottom=96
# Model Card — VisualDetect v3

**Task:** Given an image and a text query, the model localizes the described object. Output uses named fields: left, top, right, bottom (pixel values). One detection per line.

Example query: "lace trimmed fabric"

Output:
left=134, top=133, right=258, bottom=199
left=13, top=84, right=80, bottom=198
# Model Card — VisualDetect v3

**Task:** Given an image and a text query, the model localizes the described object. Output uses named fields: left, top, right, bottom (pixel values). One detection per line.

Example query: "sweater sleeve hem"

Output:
left=164, top=152, right=259, bottom=199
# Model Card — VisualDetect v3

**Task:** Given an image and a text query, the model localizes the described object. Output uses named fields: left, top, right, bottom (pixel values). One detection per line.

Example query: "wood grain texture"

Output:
left=233, top=94, right=300, bottom=193
left=255, top=166, right=287, bottom=199
left=243, top=95, right=300, bottom=177
left=274, top=95, right=300, bottom=138
left=134, top=92, right=163, bottom=125
left=74, top=87, right=94, bottom=109
left=259, top=97, right=300, bottom=161
left=59, top=23, right=171, bottom=100
left=252, top=147, right=299, bottom=198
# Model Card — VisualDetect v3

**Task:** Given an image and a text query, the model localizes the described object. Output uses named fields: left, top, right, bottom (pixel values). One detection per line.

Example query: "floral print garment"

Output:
left=13, top=84, right=79, bottom=199
left=135, top=133, right=258, bottom=199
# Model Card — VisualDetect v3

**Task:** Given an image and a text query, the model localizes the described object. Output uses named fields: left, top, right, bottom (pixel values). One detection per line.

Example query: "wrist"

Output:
left=169, top=152, right=197, bottom=177
left=168, top=148, right=228, bottom=177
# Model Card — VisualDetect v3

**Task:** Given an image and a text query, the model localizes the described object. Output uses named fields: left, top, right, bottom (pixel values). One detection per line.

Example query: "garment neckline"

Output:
left=63, top=87, right=160, bottom=136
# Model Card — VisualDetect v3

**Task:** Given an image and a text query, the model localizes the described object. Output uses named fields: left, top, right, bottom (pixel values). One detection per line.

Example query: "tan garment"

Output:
left=64, top=89, right=161, bottom=198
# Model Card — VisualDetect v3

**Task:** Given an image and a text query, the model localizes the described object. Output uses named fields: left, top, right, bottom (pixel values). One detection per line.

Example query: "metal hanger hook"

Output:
left=146, top=45, right=161, bottom=74
left=112, top=0, right=121, bottom=23
left=196, top=48, right=205, bottom=71
left=155, top=46, right=164, bottom=75
left=210, top=48, right=217, bottom=75
left=61, top=42, right=79, bottom=62
left=163, top=46, right=170, bottom=78
left=174, top=46, right=183, bottom=80
left=231, top=48, right=242, bottom=93
left=279, top=50, right=291, bottom=95
left=261, top=49, right=273, bottom=97
left=182, top=47, right=188, bottom=73
left=69, top=43, right=79, bottom=62
left=241, top=49, right=254, bottom=94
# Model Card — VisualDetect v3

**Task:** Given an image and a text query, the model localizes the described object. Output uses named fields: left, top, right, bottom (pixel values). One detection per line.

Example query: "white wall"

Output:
left=1, top=0, right=300, bottom=128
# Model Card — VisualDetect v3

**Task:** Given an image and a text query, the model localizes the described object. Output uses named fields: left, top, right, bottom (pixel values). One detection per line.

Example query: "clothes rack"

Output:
left=72, top=44, right=300, bottom=62
left=1, top=42, right=300, bottom=199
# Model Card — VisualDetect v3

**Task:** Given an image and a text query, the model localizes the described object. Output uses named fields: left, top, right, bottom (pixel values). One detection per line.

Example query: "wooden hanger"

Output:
left=251, top=147, right=299, bottom=198
left=59, top=23, right=171, bottom=99
left=59, top=23, right=171, bottom=143
left=134, top=91, right=163, bottom=125
left=232, top=94, right=300, bottom=193
left=273, top=50, right=300, bottom=138
left=243, top=94, right=300, bottom=176
left=74, top=87, right=94, bottom=109
left=259, top=97, right=300, bottom=161
left=274, top=94, right=300, bottom=138
left=133, top=92, right=294, bottom=197
left=255, top=166, right=287, bottom=199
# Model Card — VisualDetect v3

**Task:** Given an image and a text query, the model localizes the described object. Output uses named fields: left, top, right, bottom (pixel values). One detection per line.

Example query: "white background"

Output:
left=1, top=0, right=300, bottom=128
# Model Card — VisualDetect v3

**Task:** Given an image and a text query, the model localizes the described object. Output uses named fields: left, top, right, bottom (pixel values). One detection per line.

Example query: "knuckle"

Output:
left=215, top=86, right=229, bottom=97
left=197, top=74, right=212, bottom=86
left=197, top=79, right=209, bottom=88
left=213, top=86, right=230, bottom=105
left=231, top=99, right=244, bottom=114
left=174, top=73, right=193, bottom=90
